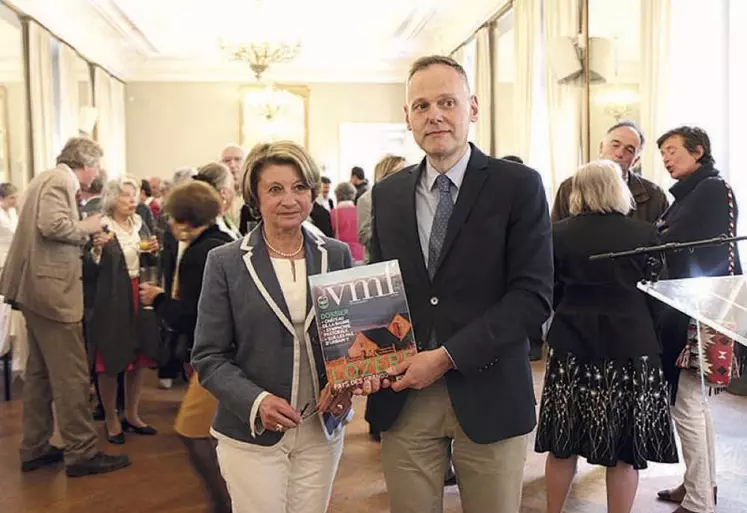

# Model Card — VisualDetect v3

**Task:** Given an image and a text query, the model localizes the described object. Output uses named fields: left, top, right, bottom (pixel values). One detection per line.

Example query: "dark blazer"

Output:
left=238, top=204, right=261, bottom=235
left=80, top=196, right=103, bottom=218
left=550, top=213, right=662, bottom=360
left=153, top=224, right=233, bottom=347
left=136, top=203, right=156, bottom=234
left=656, top=165, right=742, bottom=391
left=367, top=144, right=553, bottom=444
left=309, top=202, right=334, bottom=237
left=552, top=172, right=669, bottom=224
left=192, top=225, right=353, bottom=446
left=85, top=219, right=159, bottom=375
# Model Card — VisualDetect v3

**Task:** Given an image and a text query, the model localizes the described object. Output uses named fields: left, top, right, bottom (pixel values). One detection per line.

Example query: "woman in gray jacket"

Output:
left=192, top=141, right=353, bottom=513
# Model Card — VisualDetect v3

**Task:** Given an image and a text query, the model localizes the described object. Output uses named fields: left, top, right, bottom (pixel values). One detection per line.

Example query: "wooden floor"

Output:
left=1, top=361, right=746, bottom=513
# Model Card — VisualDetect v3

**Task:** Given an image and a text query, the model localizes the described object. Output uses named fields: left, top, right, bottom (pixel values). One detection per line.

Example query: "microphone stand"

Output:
left=588, top=234, right=747, bottom=283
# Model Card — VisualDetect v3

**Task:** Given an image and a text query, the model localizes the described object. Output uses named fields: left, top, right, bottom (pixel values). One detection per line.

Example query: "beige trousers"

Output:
left=20, top=309, right=98, bottom=465
left=215, top=420, right=344, bottom=513
left=671, top=370, right=717, bottom=513
left=381, top=380, right=528, bottom=513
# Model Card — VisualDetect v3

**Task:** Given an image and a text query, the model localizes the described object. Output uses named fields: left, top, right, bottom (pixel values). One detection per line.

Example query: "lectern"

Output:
left=638, top=275, right=747, bottom=348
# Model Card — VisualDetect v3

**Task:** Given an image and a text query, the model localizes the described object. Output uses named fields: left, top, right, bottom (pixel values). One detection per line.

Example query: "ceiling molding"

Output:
left=86, top=0, right=159, bottom=57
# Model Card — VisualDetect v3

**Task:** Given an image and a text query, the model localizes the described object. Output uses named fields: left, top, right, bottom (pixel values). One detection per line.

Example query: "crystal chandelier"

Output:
left=219, top=0, right=301, bottom=80
left=221, top=40, right=301, bottom=80
left=245, top=84, right=296, bottom=121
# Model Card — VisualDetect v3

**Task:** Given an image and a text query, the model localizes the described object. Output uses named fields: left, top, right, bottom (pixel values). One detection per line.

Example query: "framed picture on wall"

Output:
left=0, top=86, right=9, bottom=182
left=240, top=84, right=309, bottom=151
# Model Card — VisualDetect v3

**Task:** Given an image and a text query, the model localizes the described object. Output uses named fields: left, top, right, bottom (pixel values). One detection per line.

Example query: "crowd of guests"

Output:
left=0, top=53, right=743, bottom=513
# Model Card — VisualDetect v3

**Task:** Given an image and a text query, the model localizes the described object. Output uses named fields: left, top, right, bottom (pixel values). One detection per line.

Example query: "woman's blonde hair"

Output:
left=241, top=141, right=320, bottom=217
left=101, top=176, right=140, bottom=216
left=374, top=154, right=407, bottom=182
left=568, top=160, right=633, bottom=216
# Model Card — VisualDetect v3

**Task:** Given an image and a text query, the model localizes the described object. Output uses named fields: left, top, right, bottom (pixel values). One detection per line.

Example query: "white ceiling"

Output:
left=5, top=0, right=510, bottom=83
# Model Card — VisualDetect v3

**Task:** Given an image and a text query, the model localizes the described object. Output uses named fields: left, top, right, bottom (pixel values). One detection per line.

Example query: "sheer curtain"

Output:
left=57, top=43, right=80, bottom=145
left=474, top=27, right=493, bottom=154
left=639, top=0, right=671, bottom=187
left=108, top=79, right=127, bottom=179
left=94, top=67, right=126, bottom=179
left=543, top=0, right=581, bottom=191
left=513, top=0, right=541, bottom=165
left=27, top=21, right=55, bottom=175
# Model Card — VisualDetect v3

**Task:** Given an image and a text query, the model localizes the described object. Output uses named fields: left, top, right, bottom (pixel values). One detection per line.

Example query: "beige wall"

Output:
left=125, top=82, right=406, bottom=180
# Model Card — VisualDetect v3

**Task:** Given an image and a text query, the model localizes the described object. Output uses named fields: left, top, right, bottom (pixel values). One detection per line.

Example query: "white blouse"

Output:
left=102, top=214, right=144, bottom=278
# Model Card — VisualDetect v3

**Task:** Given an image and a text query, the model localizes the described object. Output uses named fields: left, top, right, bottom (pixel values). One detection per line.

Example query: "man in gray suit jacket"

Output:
left=0, top=138, right=130, bottom=477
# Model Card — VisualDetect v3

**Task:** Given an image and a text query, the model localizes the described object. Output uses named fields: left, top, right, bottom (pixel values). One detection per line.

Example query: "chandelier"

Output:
left=244, top=84, right=296, bottom=121
left=221, top=40, right=301, bottom=80
left=219, top=0, right=301, bottom=80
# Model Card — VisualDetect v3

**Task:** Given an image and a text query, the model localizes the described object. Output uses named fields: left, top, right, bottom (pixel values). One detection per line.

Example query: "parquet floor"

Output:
left=1, top=361, right=745, bottom=513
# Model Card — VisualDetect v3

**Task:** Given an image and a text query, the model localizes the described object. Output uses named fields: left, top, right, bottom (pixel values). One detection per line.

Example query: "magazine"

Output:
left=308, top=260, right=417, bottom=390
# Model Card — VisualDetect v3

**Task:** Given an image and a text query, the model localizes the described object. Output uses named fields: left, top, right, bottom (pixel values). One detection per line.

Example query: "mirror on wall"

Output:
left=588, top=0, right=642, bottom=169
left=0, top=4, right=29, bottom=185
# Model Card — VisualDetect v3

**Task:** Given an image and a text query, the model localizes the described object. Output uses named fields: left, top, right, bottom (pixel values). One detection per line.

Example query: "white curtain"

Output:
left=451, top=45, right=466, bottom=70
left=57, top=43, right=80, bottom=146
left=543, top=0, right=581, bottom=191
left=639, top=0, right=671, bottom=186
left=94, top=67, right=126, bottom=179
left=474, top=27, right=493, bottom=154
left=109, top=79, right=127, bottom=179
left=513, top=0, right=541, bottom=164
left=27, top=21, right=55, bottom=175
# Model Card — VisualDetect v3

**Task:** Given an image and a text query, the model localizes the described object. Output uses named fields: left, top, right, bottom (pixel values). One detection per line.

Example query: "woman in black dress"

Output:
left=536, top=160, right=678, bottom=513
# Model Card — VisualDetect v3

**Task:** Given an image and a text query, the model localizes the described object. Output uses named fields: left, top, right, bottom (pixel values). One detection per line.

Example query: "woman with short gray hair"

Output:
left=330, top=182, right=363, bottom=262
left=535, top=160, right=678, bottom=513
left=85, top=176, right=160, bottom=445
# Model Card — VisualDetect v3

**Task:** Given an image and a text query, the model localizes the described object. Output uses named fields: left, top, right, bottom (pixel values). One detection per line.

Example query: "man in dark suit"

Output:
left=367, top=55, right=553, bottom=513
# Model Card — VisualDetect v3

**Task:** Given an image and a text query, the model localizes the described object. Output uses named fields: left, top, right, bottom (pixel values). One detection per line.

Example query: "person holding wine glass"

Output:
left=84, top=176, right=160, bottom=444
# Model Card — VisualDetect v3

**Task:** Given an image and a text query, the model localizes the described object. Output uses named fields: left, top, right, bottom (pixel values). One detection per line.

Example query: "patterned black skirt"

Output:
left=535, top=349, right=679, bottom=469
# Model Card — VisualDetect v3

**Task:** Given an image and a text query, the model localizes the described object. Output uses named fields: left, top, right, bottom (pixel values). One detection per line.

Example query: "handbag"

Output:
left=675, top=181, right=741, bottom=389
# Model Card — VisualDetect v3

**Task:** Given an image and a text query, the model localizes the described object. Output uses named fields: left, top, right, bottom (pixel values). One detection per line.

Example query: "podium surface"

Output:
left=638, top=275, right=747, bottom=347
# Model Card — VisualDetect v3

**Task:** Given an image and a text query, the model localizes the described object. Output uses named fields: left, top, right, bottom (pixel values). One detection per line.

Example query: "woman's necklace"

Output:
left=263, top=229, right=304, bottom=281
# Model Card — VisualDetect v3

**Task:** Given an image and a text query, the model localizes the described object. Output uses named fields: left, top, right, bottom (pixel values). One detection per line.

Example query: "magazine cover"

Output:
left=309, top=260, right=417, bottom=390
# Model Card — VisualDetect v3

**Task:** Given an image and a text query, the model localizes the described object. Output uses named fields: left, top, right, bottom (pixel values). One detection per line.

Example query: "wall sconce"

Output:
left=593, top=89, right=639, bottom=121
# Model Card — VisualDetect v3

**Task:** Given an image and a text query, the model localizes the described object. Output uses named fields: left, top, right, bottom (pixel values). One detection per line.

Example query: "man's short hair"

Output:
left=607, top=121, right=646, bottom=148
left=656, top=126, right=715, bottom=167
left=351, top=166, right=365, bottom=181
left=0, top=183, right=18, bottom=199
left=321, top=176, right=331, bottom=185
left=408, top=55, right=469, bottom=88
left=140, top=179, right=153, bottom=198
